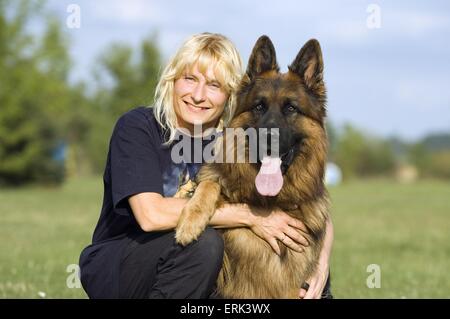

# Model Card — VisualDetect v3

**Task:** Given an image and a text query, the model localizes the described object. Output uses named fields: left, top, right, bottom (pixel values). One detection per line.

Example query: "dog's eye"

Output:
left=285, top=104, right=297, bottom=113
left=254, top=104, right=265, bottom=112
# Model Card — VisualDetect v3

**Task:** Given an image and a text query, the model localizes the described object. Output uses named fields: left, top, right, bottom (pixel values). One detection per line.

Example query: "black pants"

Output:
left=119, top=227, right=224, bottom=298
left=321, top=273, right=333, bottom=299
left=118, top=227, right=332, bottom=299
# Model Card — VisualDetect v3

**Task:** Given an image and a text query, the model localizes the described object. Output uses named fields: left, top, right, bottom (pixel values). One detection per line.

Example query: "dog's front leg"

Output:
left=175, top=180, right=221, bottom=246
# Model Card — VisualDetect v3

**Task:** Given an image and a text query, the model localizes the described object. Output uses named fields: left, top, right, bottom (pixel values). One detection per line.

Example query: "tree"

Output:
left=84, top=35, right=162, bottom=173
left=93, top=35, right=162, bottom=119
left=0, top=1, right=81, bottom=185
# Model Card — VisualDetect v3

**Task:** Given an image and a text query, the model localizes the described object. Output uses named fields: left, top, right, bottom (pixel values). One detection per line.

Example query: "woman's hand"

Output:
left=246, top=205, right=310, bottom=255
left=299, top=260, right=329, bottom=299
left=299, top=218, right=334, bottom=299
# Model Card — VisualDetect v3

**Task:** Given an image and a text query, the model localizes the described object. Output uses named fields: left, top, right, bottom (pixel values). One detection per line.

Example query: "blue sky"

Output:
left=46, top=0, right=450, bottom=141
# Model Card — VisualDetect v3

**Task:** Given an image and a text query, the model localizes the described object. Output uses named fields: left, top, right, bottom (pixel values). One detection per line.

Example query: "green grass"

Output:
left=0, top=177, right=449, bottom=298
left=0, top=177, right=101, bottom=298
left=329, top=179, right=450, bottom=298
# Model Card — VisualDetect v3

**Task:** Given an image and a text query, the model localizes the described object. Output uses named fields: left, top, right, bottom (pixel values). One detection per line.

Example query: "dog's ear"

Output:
left=289, top=39, right=324, bottom=90
left=246, top=35, right=279, bottom=80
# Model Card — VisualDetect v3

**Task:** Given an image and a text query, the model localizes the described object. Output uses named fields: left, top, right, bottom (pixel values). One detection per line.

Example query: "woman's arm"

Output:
left=128, top=192, right=252, bottom=232
left=128, top=192, right=310, bottom=254
left=299, top=217, right=334, bottom=299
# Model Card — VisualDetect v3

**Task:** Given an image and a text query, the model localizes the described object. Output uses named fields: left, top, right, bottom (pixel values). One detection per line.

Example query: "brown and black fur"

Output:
left=175, top=36, right=330, bottom=298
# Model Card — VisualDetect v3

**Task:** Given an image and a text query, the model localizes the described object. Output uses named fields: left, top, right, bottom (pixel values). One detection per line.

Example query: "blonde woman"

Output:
left=79, top=33, right=333, bottom=299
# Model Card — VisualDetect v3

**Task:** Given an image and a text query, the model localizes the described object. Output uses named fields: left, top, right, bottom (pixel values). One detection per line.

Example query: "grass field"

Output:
left=0, top=177, right=449, bottom=298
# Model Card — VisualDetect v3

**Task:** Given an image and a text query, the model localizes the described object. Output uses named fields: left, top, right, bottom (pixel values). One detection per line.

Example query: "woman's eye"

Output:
left=184, top=76, right=195, bottom=81
left=209, top=82, right=221, bottom=89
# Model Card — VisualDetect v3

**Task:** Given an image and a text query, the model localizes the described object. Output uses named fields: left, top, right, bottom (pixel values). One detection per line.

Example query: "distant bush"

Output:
left=408, top=141, right=450, bottom=180
left=427, top=151, right=450, bottom=179
left=333, top=125, right=396, bottom=180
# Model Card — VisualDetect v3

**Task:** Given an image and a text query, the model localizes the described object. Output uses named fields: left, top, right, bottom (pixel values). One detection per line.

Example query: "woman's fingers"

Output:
left=299, top=288, right=307, bottom=299
left=268, top=237, right=281, bottom=255
left=280, top=234, right=304, bottom=253
left=284, top=227, right=310, bottom=248
left=248, top=207, right=312, bottom=255
left=303, top=285, right=319, bottom=299
left=287, top=217, right=309, bottom=233
left=303, top=273, right=326, bottom=299
left=302, top=279, right=317, bottom=299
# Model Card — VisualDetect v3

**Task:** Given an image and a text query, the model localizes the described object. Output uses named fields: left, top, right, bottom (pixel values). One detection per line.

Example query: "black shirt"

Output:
left=92, top=106, right=208, bottom=244
left=80, top=106, right=216, bottom=298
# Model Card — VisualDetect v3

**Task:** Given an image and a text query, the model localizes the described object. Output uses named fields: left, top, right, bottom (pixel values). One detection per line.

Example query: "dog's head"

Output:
left=230, top=36, right=328, bottom=196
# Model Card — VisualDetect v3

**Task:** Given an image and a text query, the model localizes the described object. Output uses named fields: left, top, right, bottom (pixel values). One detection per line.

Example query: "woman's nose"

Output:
left=191, top=83, right=206, bottom=103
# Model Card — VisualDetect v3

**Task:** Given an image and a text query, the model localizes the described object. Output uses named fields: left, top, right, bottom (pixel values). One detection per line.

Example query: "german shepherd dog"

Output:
left=175, top=36, right=330, bottom=298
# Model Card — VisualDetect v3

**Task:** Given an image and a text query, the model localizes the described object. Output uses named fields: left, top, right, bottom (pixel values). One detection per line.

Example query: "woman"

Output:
left=79, top=32, right=333, bottom=299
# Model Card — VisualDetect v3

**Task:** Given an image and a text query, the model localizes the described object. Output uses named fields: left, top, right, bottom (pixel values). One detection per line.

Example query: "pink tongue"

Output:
left=255, top=156, right=284, bottom=196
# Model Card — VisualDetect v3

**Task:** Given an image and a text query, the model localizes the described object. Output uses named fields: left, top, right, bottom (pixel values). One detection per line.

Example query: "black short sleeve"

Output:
left=110, top=108, right=163, bottom=215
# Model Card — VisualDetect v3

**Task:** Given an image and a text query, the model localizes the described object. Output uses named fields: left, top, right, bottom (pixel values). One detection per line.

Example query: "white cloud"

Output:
left=318, top=20, right=370, bottom=44
left=46, top=0, right=450, bottom=139
left=88, top=0, right=164, bottom=24
left=395, top=78, right=450, bottom=111
left=385, top=11, right=450, bottom=38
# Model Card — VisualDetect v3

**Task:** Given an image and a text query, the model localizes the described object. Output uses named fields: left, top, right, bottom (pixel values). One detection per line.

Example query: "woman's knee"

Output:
left=192, top=227, right=224, bottom=265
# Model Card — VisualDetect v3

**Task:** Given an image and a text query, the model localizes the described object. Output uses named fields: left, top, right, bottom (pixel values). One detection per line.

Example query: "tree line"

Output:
left=0, top=1, right=160, bottom=185
left=1, top=1, right=449, bottom=186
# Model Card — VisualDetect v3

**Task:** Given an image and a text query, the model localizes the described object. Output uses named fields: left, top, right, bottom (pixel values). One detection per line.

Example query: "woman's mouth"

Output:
left=184, top=101, right=211, bottom=113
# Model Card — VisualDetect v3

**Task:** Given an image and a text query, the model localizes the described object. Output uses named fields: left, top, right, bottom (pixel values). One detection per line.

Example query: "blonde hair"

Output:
left=153, top=32, right=243, bottom=144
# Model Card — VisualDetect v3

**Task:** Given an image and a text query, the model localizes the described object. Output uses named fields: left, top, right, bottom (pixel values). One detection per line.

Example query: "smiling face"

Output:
left=173, top=63, right=229, bottom=135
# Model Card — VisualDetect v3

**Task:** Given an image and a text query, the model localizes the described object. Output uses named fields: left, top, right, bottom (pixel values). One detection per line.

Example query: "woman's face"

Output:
left=173, top=63, right=229, bottom=134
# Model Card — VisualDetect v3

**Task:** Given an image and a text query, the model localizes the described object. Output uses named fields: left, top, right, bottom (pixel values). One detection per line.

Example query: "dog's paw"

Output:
left=175, top=206, right=208, bottom=246
left=175, top=223, right=201, bottom=246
